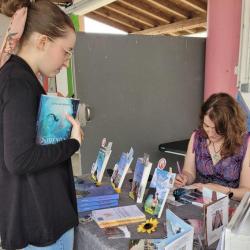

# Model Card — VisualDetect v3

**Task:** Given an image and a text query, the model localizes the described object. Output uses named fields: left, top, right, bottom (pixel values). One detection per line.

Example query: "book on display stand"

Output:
left=91, top=138, right=112, bottom=185
left=129, top=153, right=152, bottom=203
left=144, top=158, right=176, bottom=218
left=111, top=147, right=134, bottom=193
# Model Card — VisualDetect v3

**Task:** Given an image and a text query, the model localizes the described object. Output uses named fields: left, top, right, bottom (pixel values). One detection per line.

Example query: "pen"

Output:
left=177, top=161, right=182, bottom=175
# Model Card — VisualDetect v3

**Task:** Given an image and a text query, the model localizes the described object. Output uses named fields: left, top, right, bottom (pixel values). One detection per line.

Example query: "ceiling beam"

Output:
left=179, top=0, right=207, bottom=13
left=86, top=12, right=132, bottom=33
left=120, top=0, right=171, bottom=23
left=146, top=0, right=190, bottom=18
left=133, top=16, right=206, bottom=35
left=106, top=2, right=158, bottom=27
left=63, top=0, right=118, bottom=15
left=93, top=8, right=142, bottom=31
left=184, top=29, right=194, bottom=34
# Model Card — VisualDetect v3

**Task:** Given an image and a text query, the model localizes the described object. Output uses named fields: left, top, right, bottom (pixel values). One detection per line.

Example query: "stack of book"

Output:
left=92, top=205, right=146, bottom=228
left=74, top=178, right=119, bottom=213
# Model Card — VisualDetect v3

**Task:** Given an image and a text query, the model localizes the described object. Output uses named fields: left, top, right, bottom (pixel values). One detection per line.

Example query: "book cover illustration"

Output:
left=91, top=138, right=113, bottom=184
left=204, top=191, right=228, bottom=246
left=111, top=147, right=134, bottom=192
left=36, top=94, right=79, bottom=145
left=144, top=158, right=176, bottom=218
left=129, top=153, right=152, bottom=203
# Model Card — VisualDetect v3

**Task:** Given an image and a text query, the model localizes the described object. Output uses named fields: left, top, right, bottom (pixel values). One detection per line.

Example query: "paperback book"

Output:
left=91, top=138, right=113, bottom=184
left=75, top=178, right=119, bottom=202
left=111, top=147, right=134, bottom=192
left=77, top=200, right=119, bottom=213
left=36, top=94, right=79, bottom=145
left=129, top=153, right=152, bottom=203
left=144, top=159, right=176, bottom=218
left=92, top=204, right=146, bottom=228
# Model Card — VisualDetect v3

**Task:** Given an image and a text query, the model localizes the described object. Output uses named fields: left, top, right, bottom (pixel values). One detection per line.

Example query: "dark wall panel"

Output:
left=74, top=33, right=205, bottom=173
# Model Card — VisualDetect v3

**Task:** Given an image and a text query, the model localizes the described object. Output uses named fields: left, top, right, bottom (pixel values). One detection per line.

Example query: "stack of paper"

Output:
left=92, top=205, right=146, bottom=228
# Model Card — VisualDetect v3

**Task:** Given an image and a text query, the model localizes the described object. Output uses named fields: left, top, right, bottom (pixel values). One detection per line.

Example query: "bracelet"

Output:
left=227, top=187, right=233, bottom=199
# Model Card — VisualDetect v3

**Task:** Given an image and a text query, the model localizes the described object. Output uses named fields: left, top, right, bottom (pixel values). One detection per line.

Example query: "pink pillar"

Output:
left=204, top=0, right=242, bottom=99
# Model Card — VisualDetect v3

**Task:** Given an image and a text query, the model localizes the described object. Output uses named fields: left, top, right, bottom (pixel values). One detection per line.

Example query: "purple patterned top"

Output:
left=193, top=129, right=250, bottom=188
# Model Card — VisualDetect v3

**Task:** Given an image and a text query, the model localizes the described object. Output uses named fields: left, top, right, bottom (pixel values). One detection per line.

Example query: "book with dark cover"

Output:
left=36, top=94, right=79, bottom=145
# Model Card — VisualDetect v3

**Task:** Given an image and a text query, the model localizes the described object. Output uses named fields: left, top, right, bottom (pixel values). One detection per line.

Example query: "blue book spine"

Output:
left=36, top=94, right=79, bottom=145
left=77, top=199, right=119, bottom=207
left=77, top=193, right=119, bottom=203
left=77, top=201, right=119, bottom=212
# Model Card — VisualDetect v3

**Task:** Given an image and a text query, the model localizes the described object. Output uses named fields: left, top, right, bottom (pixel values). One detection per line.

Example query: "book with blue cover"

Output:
left=144, top=158, right=176, bottom=218
left=91, top=138, right=112, bottom=184
left=77, top=199, right=119, bottom=207
left=129, top=154, right=152, bottom=203
left=36, top=94, right=79, bottom=145
left=75, top=178, right=119, bottom=202
left=77, top=200, right=119, bottom=212
left=111, top=147, right=134, bottom=192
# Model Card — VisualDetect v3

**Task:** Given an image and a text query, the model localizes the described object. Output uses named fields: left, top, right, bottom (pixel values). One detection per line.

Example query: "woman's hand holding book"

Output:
left=66, top=114, right=84, bottom=145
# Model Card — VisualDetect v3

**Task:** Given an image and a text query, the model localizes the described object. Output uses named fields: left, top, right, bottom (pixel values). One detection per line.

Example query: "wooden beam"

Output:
left=64, top=0, right=118, bottom=15
left=184, top=29, right=194, bottom=34
left=120, top=0, right=171, bottom=23
left=179, top=0, right=207, bottom=13
left=94, top=7, right=145, bottom=30
left=200, top=23, right=207, bottom=29
left=188, top=26, right=207, bottom=33
left=106, top=2, right=158, bottom=27
left=133, top=16, right=206, bottom=35
left=146, top=0, right=190, bottom=18
left=86, top=12, right=132, bottom=32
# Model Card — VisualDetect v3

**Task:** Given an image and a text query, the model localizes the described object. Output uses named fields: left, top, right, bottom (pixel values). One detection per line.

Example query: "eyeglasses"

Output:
left=62, top=46, right=73, bottom=60
left=48, top=37, right=73, bottom=60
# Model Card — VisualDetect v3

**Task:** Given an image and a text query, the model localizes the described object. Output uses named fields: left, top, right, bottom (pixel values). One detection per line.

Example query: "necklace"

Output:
left=211, top=142, right=222, bottom=163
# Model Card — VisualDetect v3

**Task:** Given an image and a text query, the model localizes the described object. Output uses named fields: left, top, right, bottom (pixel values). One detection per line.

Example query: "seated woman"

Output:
left=175, top=93, right=250, bottom=200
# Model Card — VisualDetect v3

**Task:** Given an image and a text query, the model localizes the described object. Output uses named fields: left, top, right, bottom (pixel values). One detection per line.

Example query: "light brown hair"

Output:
left=199, top=92, right=247, bottom=158
left=0, top=0, right=75, bottom=44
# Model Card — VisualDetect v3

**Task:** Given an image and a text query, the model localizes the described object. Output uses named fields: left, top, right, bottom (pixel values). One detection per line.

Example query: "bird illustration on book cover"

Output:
left=36, top=94, right=79, bottom=145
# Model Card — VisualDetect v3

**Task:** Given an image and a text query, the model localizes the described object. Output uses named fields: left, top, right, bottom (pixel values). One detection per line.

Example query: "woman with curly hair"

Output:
left=175, top=93, right=250, bottom=200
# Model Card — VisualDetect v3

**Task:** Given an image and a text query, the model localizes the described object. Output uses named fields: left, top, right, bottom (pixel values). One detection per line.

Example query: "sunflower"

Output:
left=137, top=218, right=159, bottom=234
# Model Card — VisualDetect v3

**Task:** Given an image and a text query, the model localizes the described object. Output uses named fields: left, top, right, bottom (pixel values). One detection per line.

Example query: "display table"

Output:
left=74, top=175, right=221, bottom=250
